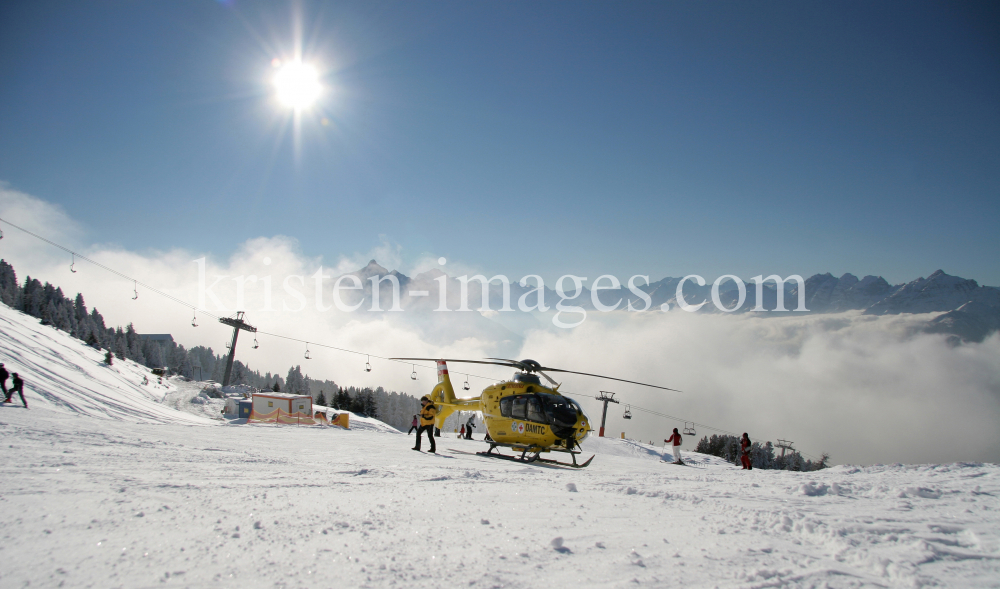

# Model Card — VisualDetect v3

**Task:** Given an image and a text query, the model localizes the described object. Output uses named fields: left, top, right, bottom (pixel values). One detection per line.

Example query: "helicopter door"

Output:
left=511, top=396, right=528, bottom=420
left=526, top=396, right=547, bottom=423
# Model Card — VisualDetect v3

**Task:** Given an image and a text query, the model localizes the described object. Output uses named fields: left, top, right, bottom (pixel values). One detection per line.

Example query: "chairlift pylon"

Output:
left=365, top=355, right=372, bottom=372
left=463, top=374, right=470, bottom=391
left=410, top=364, right=417, bottom=380
left=683, top=421, right=696, bottom=436
left=623, top=404, right=632, bottom=419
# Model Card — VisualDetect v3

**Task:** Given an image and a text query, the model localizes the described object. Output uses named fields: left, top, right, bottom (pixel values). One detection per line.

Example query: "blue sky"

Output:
left=1, top=0, right=998, bottom=285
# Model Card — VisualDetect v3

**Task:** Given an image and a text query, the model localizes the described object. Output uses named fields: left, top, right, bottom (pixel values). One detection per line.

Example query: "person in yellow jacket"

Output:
left=413, top=396, right=437, bottom=453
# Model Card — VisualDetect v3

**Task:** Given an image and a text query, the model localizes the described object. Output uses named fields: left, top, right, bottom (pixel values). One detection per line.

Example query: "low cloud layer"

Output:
left=2, top=186, right=998, bottom=465
left=524, top=312, right=1000, bottom=465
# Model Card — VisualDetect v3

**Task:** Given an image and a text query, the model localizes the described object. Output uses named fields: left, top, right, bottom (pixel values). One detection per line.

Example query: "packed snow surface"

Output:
left=1, top=306, right=999, bottom=587
left=2, top=409, right=999, bottom=588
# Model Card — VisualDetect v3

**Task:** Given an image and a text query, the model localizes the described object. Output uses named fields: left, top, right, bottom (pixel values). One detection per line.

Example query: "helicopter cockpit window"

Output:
left=526, top=396, right=547, bottom=423
left=511, top=396, right=528, bottom=420
left=499, top=396, right=512, bottom=418
left=537, top=393, right=579, bottom=428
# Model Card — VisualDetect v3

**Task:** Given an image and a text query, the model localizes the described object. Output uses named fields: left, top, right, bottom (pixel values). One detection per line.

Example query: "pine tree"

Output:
left=316, top=390, right=326, bottom=406
left=0, top=260, right=17, bottom=307
left=114, top=328, right=127, bottom=360
left=272, top=381, right=280, bottom=392
left=125, top=324, right=144, bottom=364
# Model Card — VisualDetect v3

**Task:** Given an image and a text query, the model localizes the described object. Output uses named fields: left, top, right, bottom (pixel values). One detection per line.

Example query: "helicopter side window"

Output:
left=499, top=396, right=512, bottom=418
left=511, top=396, right=527, bottom=420
left=526, top=396, right=547, bottom=423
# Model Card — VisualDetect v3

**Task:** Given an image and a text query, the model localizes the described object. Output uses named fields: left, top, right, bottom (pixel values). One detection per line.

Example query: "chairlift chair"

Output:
left=463, top=374, right=471, bottom=391
left=252, top=338, right=259, bottom=349
left=191, top=310, right=198, bottom=327
left=623, top=404, right=632, bottom=419
left=410, top=364, right=418, bottom=380
left=70, top=253, right=77, bottom=273
left=683, top=422, right=696, bottom=436
left=132, top=280, right=138, bottom=300
left=365, top=355, right=372, bottom=372
left=304, top=343, right=311, bottom=359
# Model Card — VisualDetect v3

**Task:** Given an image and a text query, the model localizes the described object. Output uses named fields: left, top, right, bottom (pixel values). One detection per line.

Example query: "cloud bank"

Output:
left=1, top=185, right=997, bottom=465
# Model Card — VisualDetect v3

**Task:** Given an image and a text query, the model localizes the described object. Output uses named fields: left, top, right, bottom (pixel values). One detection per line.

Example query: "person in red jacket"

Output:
left=740, top=433, right=752, bottom=470
left=664, top=428, right=683, bottom=464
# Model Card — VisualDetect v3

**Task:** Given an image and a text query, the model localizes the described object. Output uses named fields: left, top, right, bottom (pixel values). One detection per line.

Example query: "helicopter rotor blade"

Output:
left=389, top=358, right=520, bottom=369
left=538, top=368, right=679, bottom=391
left=535, top=370, right=559, bottom=386
left=484, top=357, right=528, bottom=370
left=390, top=358, right=679, bottom=391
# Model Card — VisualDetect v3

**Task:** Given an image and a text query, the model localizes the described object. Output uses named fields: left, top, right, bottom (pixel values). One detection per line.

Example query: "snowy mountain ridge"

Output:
left=345, top=262, right=1000, bottom=342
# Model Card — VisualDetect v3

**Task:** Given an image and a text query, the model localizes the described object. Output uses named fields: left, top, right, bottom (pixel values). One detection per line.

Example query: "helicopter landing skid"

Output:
left=476, top=443, right=595, bottom=469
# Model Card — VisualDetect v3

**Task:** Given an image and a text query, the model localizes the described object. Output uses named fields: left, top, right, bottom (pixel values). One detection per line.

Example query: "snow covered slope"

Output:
left=1, top=409, right=997, bottom=588
left=0, top=303, right=213, bottom=424
left=1, top=301, right=998, bottom=587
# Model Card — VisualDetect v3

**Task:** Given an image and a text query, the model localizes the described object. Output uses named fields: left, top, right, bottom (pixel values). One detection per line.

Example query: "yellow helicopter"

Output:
left=390, top=357, right=675, bottom=468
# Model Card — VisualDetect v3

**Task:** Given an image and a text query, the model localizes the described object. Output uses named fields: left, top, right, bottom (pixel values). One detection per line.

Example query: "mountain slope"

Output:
left=0, top=303, right=214, bottom=424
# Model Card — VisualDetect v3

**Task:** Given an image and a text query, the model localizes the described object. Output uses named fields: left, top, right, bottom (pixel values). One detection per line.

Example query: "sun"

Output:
left=273, top=61, right=321, bottom=109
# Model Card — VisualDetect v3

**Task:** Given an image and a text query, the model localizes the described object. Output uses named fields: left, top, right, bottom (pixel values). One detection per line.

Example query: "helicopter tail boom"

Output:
left=429, top=360, right=481, bottom=428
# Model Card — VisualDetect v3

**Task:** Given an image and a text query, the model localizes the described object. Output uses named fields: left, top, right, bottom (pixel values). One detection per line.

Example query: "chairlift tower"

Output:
left=219, top=311, right=257, bottom=387
left=776, top=439, right=795, bottom=458
left=595, top=391, right=620, bottom=437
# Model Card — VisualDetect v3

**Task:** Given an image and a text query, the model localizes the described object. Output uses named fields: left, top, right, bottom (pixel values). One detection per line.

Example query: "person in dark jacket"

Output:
left=664, top=428, right=683, bottom=464
left=5, top=373, right=26, bottom=408
left=0, top=363, right=8, bottom=397
left=413, top=396, right=437, bottom=453
left=407, top=414, right=418, bottom=435
left=740, top=433, right=752, bottom=470
left=465, top=415, right=476, bottom=440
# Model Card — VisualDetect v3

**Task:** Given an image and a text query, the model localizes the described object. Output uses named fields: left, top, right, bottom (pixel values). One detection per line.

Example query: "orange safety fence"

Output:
left=248, top=408, right=317, bottom=425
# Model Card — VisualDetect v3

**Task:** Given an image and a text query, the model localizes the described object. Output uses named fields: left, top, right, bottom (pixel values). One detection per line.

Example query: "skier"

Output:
left=412, top=396, right=437, bottom=453
left=4, top=372, right=26, bottom=408
left=465, top=415, right=476, bottom=440
left=459, top=424, right=465, bottom=439
left=0, top=363, right=7, bottom=398
left=740, top=433, right=752, bottom=470
left=664, top=428, right=683, bottom=464
left=407, top=414, right=418, bottom=435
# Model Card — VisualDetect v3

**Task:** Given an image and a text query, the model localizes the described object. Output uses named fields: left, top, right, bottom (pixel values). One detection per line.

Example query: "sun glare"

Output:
left=274, top=61, right=321, bottom=109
